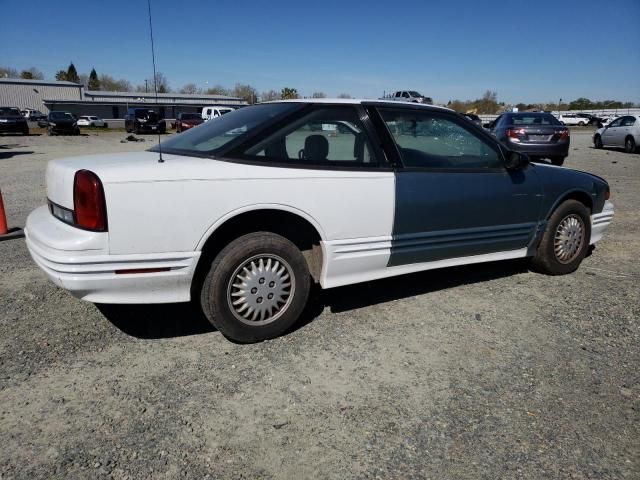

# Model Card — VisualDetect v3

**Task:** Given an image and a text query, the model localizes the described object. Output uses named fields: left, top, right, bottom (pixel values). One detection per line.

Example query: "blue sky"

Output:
left=2, top=0, right=639, bottom=103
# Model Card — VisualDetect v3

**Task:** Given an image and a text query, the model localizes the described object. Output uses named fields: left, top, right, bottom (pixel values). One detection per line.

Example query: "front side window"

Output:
left=401, top=92, right=409, bottom=98
left=609, top=118, right=622, bottom=128
left=242, top=107, right=376, bottom=166
left=379, top=108, right=502, bottom=169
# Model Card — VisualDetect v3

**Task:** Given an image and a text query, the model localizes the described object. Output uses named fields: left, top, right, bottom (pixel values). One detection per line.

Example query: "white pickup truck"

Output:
left=383, top=90, right=433, bottom=104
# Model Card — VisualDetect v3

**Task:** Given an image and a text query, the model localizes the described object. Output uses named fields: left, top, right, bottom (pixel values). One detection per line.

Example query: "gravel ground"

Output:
left=0, top=130, right=638, bottom=479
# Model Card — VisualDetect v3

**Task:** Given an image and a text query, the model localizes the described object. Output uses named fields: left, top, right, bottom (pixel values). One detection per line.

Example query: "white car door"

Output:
left=602, top=118, right=623, bottom=146
left=619, top=116, right=637, bottom=146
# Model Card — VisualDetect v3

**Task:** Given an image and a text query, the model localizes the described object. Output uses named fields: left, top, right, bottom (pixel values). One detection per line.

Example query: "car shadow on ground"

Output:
left=98, top=259, right=530, bottom=341
left=0, top=150, right=35, bottom=160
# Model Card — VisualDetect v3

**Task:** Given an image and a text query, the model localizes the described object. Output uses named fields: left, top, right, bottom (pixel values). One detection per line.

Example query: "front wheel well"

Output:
left=552, top=191, right=593, bottom=216
left=192, top=209, right=323, bottom=299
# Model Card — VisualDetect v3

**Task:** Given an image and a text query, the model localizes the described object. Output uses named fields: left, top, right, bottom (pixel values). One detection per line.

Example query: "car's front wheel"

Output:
left=578, top=121, right=585, bottom=126
left=530, top=200, right=591, bottom=275
left=200, top=232, right=311, bottom=343
left=550, top=156, right=565, bottom=166
left=625, top=136, right=637, bottom=154
left=594, top=134, right=603, bottom=149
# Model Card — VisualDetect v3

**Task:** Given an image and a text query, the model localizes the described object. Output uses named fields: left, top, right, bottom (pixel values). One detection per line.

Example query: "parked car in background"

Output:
left=202, top=106, right=235, bottom=122
left=599, top=115, right=616, bottom=127
left=575, top=113, right=602, bottom=126
left=77, top=116, right=108, bottom=128
left=593, top=115, right=639, bottom=153
left=21, top=109, right=47, bottom=122
left=41, top=111, right=79, bottom=136
left=125, top=108, right=166, bottom=134
left=488, top=112, right=569, bottom=165
left=175, top=113, right=204, bottom=132
left=384, top=91, right=433, bottom=104
left=461, top=113, right=482, bottom=126
left=558, top=114, right=589, bottom=126
left=25, top=99, right=613, bottom=343
left=0, top=106, right=29, bottom=135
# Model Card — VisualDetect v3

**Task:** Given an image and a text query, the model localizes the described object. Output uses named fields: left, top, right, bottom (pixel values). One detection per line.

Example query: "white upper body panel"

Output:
left=46, top=151, right=396, bottom=255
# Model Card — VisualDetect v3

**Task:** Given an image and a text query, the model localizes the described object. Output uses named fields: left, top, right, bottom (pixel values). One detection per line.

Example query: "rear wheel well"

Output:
left=192, top=209, right=323, bottom=299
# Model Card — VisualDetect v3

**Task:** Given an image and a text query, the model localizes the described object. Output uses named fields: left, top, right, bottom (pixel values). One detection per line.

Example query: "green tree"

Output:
left=88, top=68, right=100, bottom=90
left=568, top=97, right=592, bottom=110
left=66, top=62, right=79, bottom=83
left=337, top=93, right=352, bottom=99
left=19, top=68, right=43, bottom=80
left=311, top=91, right=326, bottom=98
left=55, top=70, right=68, bottom=81
left=281, top=87, right=298, bottom=100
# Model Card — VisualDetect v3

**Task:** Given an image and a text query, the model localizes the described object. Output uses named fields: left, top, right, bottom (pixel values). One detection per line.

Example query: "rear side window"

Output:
left=379, top=108, right=502, bottom=169
left=243, top=106, right=377, bottom=166
left=621, top=116, right=637, bottom=127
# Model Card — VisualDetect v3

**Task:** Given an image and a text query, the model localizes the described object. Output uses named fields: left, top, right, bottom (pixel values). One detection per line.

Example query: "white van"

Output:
left=202, top=106, right=235, bottom=121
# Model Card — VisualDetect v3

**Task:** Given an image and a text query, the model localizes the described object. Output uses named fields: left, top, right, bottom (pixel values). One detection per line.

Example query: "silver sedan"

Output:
left=593, top=115, right=640, bottom=153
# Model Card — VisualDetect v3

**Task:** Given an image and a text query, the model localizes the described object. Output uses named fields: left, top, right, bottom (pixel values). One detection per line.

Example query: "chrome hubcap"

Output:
left=553, top=214, right=585, bottom=264
left=227, top=254, right=294, bottom=325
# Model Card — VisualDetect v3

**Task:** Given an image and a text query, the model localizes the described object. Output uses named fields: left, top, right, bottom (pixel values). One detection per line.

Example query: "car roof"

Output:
left=262, top=98, right=453, bottom=112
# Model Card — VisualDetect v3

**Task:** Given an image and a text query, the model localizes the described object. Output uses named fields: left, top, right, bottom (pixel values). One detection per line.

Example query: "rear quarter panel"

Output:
left=104, top=161, right=395, bottom=255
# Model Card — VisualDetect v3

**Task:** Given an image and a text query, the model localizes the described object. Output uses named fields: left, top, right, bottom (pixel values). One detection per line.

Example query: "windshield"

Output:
left=0, top=108, right=21, bottom=116
left=180, top=113, right=201, bottom=120
left=135, top=110, right=158, bottom=120
left=508, top=113, right=561, bottom=126
left=152, top=103, right=299, bottom=157
left=50, top=112, right=73, bottom=120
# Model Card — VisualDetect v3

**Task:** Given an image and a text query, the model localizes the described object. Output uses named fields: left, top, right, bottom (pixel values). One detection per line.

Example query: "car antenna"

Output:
left=147, top=0, right=163, bottom=163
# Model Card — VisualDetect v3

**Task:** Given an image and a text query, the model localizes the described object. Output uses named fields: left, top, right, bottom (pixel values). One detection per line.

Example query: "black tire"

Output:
left=594, top=134, right=603, bottom=149
left=200, top=232, right=311, bottom=343
left=625, top=136, right=636, bottom=154
left=47, top=127, right=54, bottom=136
left=550, top=156, right=565, bottom=166
left=578, top=121, right=585, bottom=127
left=530, top=200, right=591, bottom=275
left=135, top=124, right=141, bottom=135
left=22, top=128, right=29, bottom=136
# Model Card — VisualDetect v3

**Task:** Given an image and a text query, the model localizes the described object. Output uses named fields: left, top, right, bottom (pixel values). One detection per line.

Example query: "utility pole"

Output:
left=145, top=79, right=148, bottom=93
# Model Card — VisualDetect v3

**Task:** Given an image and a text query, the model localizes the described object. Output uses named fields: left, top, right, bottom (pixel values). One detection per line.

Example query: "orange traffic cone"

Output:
left=0, top=189, right=24, bottom=241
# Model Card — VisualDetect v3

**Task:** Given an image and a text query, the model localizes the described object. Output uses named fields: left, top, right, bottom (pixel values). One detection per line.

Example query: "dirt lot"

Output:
left=0, top=130, right=638, bottom=479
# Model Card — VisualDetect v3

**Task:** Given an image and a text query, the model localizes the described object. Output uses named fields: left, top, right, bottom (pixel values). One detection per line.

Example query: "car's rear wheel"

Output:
left=578, top=121, right=585, bottom=126
left=594, top=134, right=603, bottom=149
left=530, top=200, right=591, bottom=275
left=200, top=232, right=311, bottom=343
left=550, top=156, right=565, bottom=166
left=625, top=136, right=636, bottom=154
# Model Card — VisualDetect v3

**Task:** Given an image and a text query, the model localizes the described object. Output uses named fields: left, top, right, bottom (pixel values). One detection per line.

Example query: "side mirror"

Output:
left=505, top=151, right=529, bottom=170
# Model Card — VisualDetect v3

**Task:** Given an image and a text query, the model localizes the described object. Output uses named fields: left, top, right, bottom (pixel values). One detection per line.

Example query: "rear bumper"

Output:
left=25, top=206, right=199, bottom=304
left=590, top=201, right=614, bottom=244
left=509, top=141, right=569, bottom=158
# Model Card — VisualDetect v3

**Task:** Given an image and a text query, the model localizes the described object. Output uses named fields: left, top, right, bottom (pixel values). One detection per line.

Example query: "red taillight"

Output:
left=558, top=129, right=570, bottom=140
left=506, top=128, right=525, bottom=142
left=605, top=186, right=610, bottom=200
left=73, top=170, right=107, bottom=231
